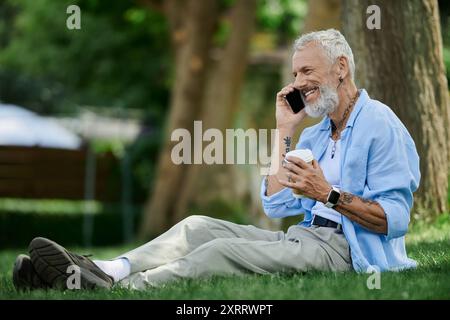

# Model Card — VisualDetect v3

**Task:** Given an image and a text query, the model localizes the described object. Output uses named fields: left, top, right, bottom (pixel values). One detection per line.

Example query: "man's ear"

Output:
left=337, top=56, right=350, bottom=79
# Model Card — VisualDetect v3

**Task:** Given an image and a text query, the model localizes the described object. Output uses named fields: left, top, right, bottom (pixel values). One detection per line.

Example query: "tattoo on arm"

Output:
left=266, top=136, right=291, bottom=194
left=283, top=136, right=292, bottom=154
left=360, top=197, right=378, bottom=206
left=338, top=192, right=377, bottom=206
left=334, top=191, right=386, bottom=234
left=339, top=192, right=354, bottom=205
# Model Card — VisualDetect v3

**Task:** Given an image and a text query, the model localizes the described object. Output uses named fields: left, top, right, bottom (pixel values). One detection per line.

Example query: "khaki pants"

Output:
left=116, top=215, right=352, bottom=290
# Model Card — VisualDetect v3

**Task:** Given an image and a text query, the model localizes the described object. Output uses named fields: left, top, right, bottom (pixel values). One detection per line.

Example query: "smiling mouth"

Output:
left=301, top=87, right=319, bottom=100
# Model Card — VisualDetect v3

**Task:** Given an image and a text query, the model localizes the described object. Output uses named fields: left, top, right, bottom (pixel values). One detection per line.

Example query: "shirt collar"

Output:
left=319, top=89, right=369, bottom=131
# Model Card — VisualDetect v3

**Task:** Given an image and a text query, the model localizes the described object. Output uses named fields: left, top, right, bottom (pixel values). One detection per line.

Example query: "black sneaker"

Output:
left=29, top=237, right=114, bottom=290
left=13, top=254, right=49, bottom=291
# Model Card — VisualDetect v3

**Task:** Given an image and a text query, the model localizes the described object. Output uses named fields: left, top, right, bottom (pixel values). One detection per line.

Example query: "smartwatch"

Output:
left=325, top=186, right=341, bottom=208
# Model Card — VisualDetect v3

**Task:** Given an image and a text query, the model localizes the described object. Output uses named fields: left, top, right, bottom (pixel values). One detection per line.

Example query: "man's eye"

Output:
left=304, top=69, right=312, bottom=75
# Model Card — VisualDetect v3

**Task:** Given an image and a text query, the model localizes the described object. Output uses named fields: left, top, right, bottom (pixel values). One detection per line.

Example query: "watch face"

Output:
left=328, top=189, right=340, bottom=204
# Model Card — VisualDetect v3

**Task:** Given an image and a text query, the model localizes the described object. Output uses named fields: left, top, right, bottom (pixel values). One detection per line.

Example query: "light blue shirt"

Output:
left=260, top=89, right=421, bottom=272
left=311, top=138, right=342, bottom=224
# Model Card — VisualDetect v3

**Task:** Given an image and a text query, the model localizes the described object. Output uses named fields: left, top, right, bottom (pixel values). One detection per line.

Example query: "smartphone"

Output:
left=285, top=89, right=305, bottom=114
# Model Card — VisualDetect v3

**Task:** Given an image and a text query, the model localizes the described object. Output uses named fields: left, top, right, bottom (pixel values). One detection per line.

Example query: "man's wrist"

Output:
left=276, top=125, right=296, bottom=134
left=276, top=126, right=296, bottom=134
left=320, top=185, right=333, bottom=204
left=276, top=128, right=296, bottom=142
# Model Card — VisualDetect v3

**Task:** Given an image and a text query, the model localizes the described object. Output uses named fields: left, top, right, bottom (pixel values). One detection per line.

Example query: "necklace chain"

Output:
left=330, top=90, right=360, bottom=159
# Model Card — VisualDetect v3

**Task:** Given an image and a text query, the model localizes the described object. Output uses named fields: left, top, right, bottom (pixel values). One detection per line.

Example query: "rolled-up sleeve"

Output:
left=260, top=177, right=304, bottom=218
left=362, top=122, right=420, bottom=240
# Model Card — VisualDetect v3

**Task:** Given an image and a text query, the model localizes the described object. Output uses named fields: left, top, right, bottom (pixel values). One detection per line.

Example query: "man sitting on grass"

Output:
left=12, top=29, right=420, bottom=291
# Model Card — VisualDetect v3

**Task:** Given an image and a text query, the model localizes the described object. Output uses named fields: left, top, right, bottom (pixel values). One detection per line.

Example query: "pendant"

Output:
left=331, top=140, right=336, bottom=159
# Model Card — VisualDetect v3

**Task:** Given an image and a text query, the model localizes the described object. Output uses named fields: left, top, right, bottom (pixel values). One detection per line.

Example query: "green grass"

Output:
left=0, top=198, right=103, bottom=215
left=1, top=216, right=449, bottom=300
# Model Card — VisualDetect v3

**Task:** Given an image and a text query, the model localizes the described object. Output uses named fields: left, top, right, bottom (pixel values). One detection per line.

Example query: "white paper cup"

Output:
left=285, top=149, right=314, bottom=199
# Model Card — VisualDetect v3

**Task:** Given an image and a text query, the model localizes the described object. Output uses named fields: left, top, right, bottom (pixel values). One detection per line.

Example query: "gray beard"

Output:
left=304, top=84, right=339, bottom=118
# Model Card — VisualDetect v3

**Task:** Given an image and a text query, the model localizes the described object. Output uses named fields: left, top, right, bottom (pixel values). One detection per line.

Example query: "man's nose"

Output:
left=294, top=74, right=307, bottom=89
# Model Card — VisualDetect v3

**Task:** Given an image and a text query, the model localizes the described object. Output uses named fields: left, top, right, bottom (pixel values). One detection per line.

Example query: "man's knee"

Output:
left=181, top=215, right=210, bottom=227
left=176, top=215, right=214, bottom=237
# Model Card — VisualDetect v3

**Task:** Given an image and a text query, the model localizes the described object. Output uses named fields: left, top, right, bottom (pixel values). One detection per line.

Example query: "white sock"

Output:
left=93, top=258, right=131, bottom=283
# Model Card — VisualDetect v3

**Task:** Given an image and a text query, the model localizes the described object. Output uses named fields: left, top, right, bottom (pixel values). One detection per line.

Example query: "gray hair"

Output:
left=293, top=29, right=355, bottom=80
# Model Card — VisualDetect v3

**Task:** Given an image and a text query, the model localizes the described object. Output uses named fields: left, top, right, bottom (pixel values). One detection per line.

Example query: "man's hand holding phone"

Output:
left=276, top=84, right=307, bottom=131
left=266, top=84, right=307, bottom=196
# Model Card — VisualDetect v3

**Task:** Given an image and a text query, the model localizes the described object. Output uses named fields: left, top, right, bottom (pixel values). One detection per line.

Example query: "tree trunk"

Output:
left=138, top=0, right=219, bottom=239
left=342, top=0, right=450, bottom=220
left=303, top=0, right=341, bottom=31
left=172, top=0, right=257, bottom=224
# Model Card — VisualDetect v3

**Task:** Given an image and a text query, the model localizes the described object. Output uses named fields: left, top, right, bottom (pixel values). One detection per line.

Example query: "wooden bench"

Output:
left=0, top=146, right=119, bottom=201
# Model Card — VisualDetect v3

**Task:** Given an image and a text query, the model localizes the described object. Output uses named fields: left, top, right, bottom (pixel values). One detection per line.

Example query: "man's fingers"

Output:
left=282, top=161, right=303, bottom=175
left=277, top=178, right=297, bottom=189
left=277, top=84, right=295, bottom=98
left=286, top=156, right=309, bottom=169
left=312, top=159, right=319, bottom=169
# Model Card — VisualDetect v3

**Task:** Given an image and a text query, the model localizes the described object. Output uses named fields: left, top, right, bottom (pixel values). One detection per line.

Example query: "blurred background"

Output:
left=0, top=0, right=449, bottom=248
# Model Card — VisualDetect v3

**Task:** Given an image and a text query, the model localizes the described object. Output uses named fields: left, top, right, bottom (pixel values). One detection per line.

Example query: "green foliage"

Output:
left=443, top=46, right=450, bottom=86
left=239, top=64, right=281, bottom=127
left=256, top=0, right=307, bottom=45
left=190, top=198, right=251, bottom=226
left=0, top=204, right=142, bottom=249
left=0, top=0, right=171, bottom=116
left=439, top=0, right=450, bottom=87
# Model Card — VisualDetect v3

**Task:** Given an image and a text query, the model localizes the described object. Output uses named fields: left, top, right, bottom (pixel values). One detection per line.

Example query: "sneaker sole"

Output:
left=29, top=237, right=112, bottom=290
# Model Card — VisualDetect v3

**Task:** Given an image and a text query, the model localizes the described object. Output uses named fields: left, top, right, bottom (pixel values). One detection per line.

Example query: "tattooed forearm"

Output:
left=334, top=191, right=387, bottom=234
left=336, top=205, right=385, bottom=233
left=338, top=192, right=377, bottom=206
left=283, top=136, right=291, bottom=154
left=265, top=134, right=291, bottom=196
left=360, top=197, right=378, bottom=205
left=339, top=192, right=354, bottom=205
